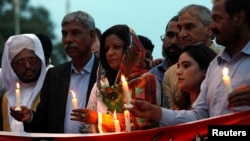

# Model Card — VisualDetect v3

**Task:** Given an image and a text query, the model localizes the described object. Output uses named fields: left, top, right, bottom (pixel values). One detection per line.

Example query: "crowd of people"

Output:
left=0, top=0, right=249, bottom=136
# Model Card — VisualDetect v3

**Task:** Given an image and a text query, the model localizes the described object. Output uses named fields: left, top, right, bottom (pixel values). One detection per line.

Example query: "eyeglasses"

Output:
left=12, top=56, right=39, bottom=66
left=160, top=35, right=165, bottom=41
left=160, top=32, right=179, bottom=42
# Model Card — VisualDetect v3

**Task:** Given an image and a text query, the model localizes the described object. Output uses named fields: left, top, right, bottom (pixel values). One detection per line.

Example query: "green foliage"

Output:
left=0, top=0, right=67, bottom=67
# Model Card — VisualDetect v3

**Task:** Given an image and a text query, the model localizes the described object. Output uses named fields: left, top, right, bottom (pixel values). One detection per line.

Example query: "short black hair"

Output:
left=35, top=33, right=53, bottom=60
left=95, top=27, right=102, bottom=40
left=138, top=35, right=154, bottom=52
left=181, top=43, right=216, bottom=71
left=225, top=0, right=250, bottom=27
left=166, top=15, right=178, bottom=30
left=100, top=24, right=130, bottom=70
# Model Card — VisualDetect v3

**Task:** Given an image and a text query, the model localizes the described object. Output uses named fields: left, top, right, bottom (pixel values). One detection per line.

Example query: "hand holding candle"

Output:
left=222, top=67, right=232, bottom=94
left=113, top=110, right=121, bottom=132
left=71, top=90, right=78, bottom=109
left=15, top=82, right=21, bottom=111
left=121, top=75, right=133, bottom=109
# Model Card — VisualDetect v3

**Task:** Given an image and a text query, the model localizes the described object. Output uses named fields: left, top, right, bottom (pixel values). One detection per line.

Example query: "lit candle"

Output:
left=113, top=110, right=121, bottom=132
left=121, top=75, right=133, bottom=108
left=15, top=82, right=21, bottom=111
left=124, top=109, right=131, bottom=132
left=222, top=67, right=232, bottom=94
left=71, top=90, right=78, bottom=109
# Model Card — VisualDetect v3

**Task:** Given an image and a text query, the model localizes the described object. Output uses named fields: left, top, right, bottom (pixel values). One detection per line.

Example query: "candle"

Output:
left=222, top=67, right=232, bottom=94
left=15, top=82, right=21, bottom=111
left=121, top=75, right=133, bottom=108
left=124, top=109, right=131, bottom=132
left=113, top=110, right=121, bottom=132
left=71, top=90, right=78, bottom=109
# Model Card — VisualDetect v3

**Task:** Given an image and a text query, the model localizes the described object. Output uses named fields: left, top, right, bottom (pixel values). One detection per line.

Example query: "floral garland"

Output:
left=98, top=78, right=124, bottom=113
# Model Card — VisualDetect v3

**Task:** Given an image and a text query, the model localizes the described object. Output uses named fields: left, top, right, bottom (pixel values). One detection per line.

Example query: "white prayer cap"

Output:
left=8, top=35, right=34, bottom=60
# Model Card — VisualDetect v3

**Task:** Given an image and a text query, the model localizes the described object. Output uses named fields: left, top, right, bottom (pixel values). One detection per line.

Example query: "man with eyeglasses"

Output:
left=163, top=4, right=224, bottom=110
left=149, top=15, right=181, bottom=84
left=0, top=34, right=47, bottom=132
left=10, top=11, right=99, bottom=134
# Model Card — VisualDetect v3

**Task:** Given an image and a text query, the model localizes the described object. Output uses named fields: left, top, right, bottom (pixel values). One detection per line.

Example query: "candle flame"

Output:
left=71, top=90, right=76, bottom=99
left=121, top=75, right=126, bottom=83
left=16, top=82, right=20, bottom=89
left=223, top=67, right=229, bottom=76
left=114, top=109, right=117, bottom=120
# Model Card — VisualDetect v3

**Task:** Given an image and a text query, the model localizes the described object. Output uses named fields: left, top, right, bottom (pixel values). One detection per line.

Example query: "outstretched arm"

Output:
left=129, top=99, right=162, bottom=122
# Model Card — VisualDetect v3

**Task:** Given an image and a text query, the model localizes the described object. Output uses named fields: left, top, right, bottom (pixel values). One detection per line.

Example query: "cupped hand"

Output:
left=228, top=85, right=250, bottom=107
left=10, top=106, right=32, bottom=122
left=71, top=108, right=98, bottom=124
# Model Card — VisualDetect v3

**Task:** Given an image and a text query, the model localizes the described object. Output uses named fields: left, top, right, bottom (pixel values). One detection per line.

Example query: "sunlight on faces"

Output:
left=105, top=34, right=125, bottom=71
left=176, top=53, right=206, bottom=93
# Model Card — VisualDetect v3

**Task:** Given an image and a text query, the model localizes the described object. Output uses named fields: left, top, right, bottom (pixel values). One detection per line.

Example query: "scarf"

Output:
left=1, top=34, right=47, bottom=132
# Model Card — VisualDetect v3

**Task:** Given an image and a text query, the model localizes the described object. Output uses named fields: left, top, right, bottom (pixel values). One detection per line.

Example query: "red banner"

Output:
left=1, top=110, right=250, bottom=141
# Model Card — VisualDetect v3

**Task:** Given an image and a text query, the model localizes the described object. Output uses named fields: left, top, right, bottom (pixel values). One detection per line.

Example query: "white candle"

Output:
left=15, top=82, right=21, bottom=111
left=222, top=67, right=232, bottom=94
left=124, top=109, right=131, bottom=132
left=114, top=110, right=121, bottom=132
left=71, top=90, right=78, bottom=109
left=121, top=75, right=133, bottom=108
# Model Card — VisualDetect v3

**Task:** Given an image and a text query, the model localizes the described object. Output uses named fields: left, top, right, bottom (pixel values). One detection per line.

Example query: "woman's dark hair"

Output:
left=181, top=43, right=217, bottom=71
left=99, top=24, right=130, bottom=85
left=99, top=24, right=130, bottom=70
left=175, top=43, right=217, bottom=110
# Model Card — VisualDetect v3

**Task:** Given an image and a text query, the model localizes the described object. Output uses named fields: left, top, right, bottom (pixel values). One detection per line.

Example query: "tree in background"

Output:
left=0, top=0, right=67, bottom=66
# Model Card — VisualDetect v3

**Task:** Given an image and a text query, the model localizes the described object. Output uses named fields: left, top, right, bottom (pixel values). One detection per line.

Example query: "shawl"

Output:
left=86, top=25, right=161, bottom=133
left=1, top=34, right=47, bottom=132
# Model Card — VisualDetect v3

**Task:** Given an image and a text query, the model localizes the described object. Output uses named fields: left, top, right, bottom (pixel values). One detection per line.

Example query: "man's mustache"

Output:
left=23, top=69, right=35, bottom=75
left=64, top=43, right=79, bottom=49
left=167, top=45, right=181, bottom=52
